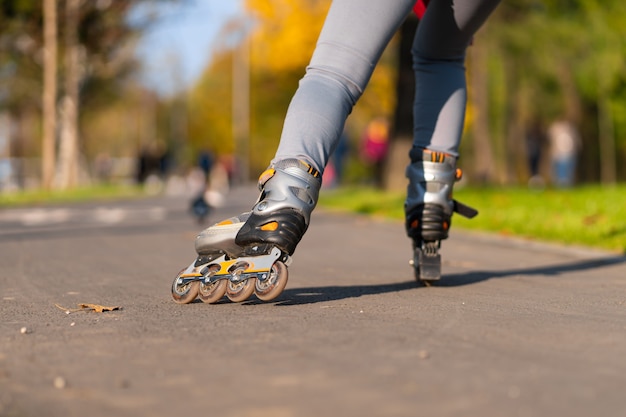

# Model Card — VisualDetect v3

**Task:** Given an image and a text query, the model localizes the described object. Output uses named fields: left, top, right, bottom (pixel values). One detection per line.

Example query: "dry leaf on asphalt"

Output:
left=55, top=303, right=121, bottom=313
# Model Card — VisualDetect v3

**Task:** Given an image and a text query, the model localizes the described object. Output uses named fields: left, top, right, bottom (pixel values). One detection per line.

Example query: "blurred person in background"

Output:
left=548, top=119, right=581, bottom=188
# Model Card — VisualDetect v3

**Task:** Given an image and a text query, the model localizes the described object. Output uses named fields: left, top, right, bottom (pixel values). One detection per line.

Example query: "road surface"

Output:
left=1, top=186, right=625, bottom=417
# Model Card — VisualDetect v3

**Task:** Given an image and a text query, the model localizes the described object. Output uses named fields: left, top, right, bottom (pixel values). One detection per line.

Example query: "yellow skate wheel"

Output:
left=198, top=265, right=227, bottom=304
left=171, top=269, right=199, bottom=304
left=254, top=261, right=288, bottom=302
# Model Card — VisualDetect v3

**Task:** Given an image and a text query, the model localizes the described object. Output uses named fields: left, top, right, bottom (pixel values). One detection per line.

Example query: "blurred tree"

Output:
left=187, top=48, right=234, bottom=162
left=246, top=0, right=329, bottom=73
left=573, top=0, right=626, bottom=184
left=480, top=0, right=626, bottom=184
left=384, top=13, right=416, bottom=191
left=42, top=0, right=57, bottom=189
left=57, top=0, right=80, bottom=190
left=0, top=1, right=43, bottom=187
left=0, top=0, right=166, bottom=189
left=188, top=0, right=397, bottom=181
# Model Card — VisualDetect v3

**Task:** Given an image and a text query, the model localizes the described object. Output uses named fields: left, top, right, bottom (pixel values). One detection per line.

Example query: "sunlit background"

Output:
left=1, top=0, right=625, bottom=196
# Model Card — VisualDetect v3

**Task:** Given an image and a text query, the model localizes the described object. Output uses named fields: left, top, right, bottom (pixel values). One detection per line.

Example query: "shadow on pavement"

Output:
left=441, top=255, right=626, bottom=287
left=268, top=281, right=418, bottom=306
left=265, top=255, right=626, bottom=306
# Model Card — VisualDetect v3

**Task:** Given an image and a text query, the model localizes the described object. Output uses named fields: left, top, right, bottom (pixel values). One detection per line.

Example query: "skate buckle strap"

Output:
left=260, top=160, right=320, bottom=190
left=429, top=151, right=447, bottom=163
left=453, top=200, right=478, bottom=219
left=258, top=168, right=276, bottom=188
left=301, top=161, right=321, bottom=179
left=419, top=149, right=453, bottom=163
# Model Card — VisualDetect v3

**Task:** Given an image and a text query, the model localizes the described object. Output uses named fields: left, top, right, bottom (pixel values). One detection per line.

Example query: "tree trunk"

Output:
left=507, top=86, right=529, bottom=183
left=42, top=0, right=57, bottom=190
left=232, top=32, right=251, bottom=183
left=597, top=93, right=616, bottom=184
left=556, top=62, right=582, bottom=126
left=383, top=14, right=418, bottom=191
left=57, top=0, right=80, bottom=189
left=467, top=33, right=496, bottom=184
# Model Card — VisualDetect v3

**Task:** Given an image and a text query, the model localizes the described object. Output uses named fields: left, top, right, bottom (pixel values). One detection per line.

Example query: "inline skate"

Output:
left=405, top=149, right=478, bottom=285
left=171, top=159, right=321, bottom=304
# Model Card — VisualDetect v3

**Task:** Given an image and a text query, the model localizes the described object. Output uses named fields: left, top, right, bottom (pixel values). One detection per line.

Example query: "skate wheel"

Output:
left=225, top=262, right=255, bottom=302
left=414, top=269, right=436, bottom=286
left=413, top=263, right=436, bottom=286
left=171, top=269, right=200, bottom=304
left=226, top=278, right=255, bottom=302
left=413, top=243, right=441, bottom=285
left=254, top=261, right=288, bottom=302
left=198, top=265, right=227, bottom=303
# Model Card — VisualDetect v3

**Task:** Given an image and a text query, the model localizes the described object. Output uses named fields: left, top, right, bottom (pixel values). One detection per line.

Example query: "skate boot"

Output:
left=171, top=159, right=322, bottom=304
left=405, top=149, right=478, bottom=284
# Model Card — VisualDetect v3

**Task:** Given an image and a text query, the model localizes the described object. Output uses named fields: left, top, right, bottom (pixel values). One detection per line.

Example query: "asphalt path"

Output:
left=1, top=185, right=625, bottom=417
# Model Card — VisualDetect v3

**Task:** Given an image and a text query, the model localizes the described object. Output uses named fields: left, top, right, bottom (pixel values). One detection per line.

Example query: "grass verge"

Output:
left=3, top=183, right=624, bottom=253
left=0, top=184, right=144, bottom=207
left=318, top=185, right=626, bottom=253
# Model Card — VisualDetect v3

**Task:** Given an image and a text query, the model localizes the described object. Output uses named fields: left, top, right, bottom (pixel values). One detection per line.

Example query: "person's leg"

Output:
left=412, top=0, right=501, bottom=156
left=273, top=0, right=415, bottom=174
left=234, top=0, right=416, bottom=254
left=406, top=0, right=501, bottom=281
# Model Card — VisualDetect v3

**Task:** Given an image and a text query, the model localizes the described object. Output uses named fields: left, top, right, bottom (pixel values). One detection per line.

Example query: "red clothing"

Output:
left=413, top=0, right=430, bottom=18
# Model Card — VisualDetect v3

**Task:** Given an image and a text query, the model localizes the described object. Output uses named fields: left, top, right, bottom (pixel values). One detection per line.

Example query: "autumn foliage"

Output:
left=186, top=0, right=398, bottom=177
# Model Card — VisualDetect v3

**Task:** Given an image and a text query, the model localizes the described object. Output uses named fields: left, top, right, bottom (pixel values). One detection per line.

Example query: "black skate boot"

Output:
left=405, top=149, right=477, bottom=284
left=234, top=159, right=321, bottom=255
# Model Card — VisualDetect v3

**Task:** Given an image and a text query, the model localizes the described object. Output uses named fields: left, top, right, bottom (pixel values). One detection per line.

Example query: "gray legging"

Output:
left=272, top=0, right=501, bottom=171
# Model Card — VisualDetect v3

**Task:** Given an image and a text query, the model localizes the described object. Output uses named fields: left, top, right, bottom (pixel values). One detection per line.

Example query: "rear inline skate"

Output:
left=171, top=159, right=321, bottom=304
left=405, top=149, right=478, bottom=285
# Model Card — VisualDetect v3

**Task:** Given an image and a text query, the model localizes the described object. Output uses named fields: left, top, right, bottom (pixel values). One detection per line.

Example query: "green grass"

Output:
left=0, top=184, right=144, bottom=207
left=319, top=185, right=626, bottom=253
left=3, top=182, right=625, bottom=253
